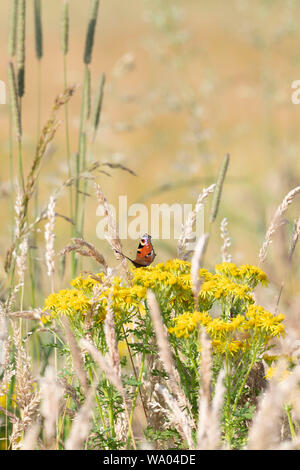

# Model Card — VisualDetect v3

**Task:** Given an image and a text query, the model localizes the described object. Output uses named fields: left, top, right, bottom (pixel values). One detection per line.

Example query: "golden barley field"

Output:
left=1, top=0, right=300, bottom=452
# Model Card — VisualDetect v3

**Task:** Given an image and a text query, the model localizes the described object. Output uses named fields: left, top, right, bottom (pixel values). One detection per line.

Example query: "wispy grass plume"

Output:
left=259, top=185, right=300, bottom=265
left=65, top=384, right=96, bottom=450
left=44, top=195, right=56, bottom=291
left=247, top=363, right=300, bottom=449
left=94, top=183, right=131, bottom=280
left=40, top=366, right=63, bottom=449
left=191, top=233, right=209, bottom=300
left=5, top=86, right=76, bottom=276
left=146, top=289, right=194, bottom=425
left=60, top=237, right=108, bottom=273
left=178, top=183, right=215, bottom=260
left=220, top=217, right=232, bottom=262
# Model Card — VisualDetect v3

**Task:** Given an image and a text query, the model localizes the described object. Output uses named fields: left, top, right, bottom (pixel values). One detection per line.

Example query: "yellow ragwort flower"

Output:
left=169, top=311, right=211, bottom=338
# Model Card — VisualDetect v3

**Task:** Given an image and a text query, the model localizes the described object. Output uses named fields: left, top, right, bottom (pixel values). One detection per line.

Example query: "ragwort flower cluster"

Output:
left=168, top=262, right=285, bottom=358
left=42, top=260, right=284, bottom=359
left=42, top=259, right=195, bottom=325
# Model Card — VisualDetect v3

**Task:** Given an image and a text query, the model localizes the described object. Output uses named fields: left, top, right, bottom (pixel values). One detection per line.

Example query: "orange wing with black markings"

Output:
left=115, top=234, right=156, bottom=268
left=134, top=234, right=156, bottom=267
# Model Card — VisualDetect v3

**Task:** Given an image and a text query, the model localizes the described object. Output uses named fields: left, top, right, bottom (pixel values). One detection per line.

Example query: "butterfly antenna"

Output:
left=114, top=250, right=136, bottom=265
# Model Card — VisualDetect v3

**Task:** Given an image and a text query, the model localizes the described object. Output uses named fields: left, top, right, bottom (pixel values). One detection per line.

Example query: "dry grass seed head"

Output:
left=80, top=338, right=123, bottom=393
left=259, top=185, right=300, bottom=265
left=247, top=361, right=300, bottom=449
left=178, top=183, right=215, bottom=260
left=94, top=183, right=131, bottom=280
left=40, top=366, right=63, bottom=448
left=196, top=328, right=212, bottom=448
left=65, top=384, right=96, bottom=450
left=61, top=317, right=89, bottom=394
left=147, top=290, right=195, bottom=426
left=104, top=295, right=121, bottom=378
left=155, top=384, right=195, bottom=449
left=59, top=237, right=108, bottom=273
left=191, top=233, right=209, bottom=300
left=220, top=217, right=232, bottom=262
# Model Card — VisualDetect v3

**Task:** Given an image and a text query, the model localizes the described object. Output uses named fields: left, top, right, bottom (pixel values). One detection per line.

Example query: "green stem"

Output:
left=72, top=66, right=89, bottom=277
left=37, top=59, right=42, bottom=143
left=17, top=138, right=24, bottom=193
left=63, top=54, right=73, bottom=220
left=102, top=379, right=115, bottom=438
left=188, top=339, right=201, bottom=381
left=79, top=142, right=93, bottom=242
left=232, top=351, right=257, bottom=413
left=122, top=324, right=148, bottom=420
left=285, top=404, right=296, bottom=440
left=224, top=349, right=232, bottom=445
left=127, top=351, right=146, bottom=447
left=28, top=245, right=36, bottom=308
left=88, top=366, right=110, bottom=442
left=231, top=351, right=254, bottom=396
left=62, top=32, right=75, bottom=277
left=172, top=342, right=192, bottom=403
left=94, top=390, right=107, bottom=436
left=9, top=107, right=14, bottom=243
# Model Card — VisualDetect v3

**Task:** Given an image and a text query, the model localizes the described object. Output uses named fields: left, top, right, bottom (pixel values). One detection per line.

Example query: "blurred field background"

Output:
left=0, top=0, right=300, bottom=314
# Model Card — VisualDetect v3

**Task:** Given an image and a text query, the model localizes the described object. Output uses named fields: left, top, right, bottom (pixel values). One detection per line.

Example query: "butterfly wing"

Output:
left=115, top=234, right=156, bottom=268
left=134, top=234, right=156, bottom=267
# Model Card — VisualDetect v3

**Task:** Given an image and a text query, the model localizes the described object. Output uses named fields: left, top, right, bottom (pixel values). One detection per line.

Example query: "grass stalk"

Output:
left=79, top=73, right=105, bottom=239
left=8, top=0, right=19, bottom=243
left=203, top=153, right=230, bottom=264
left=73, top=65, right=90, bottom=275
left=31, top=0, right=44, bottom=307
left=9, top=107, right=14, bottom=243
left=209, top=153, right=230, bottom=228
left=72, top=0, right=100, bottom=275
left=17, top=139, right=25, bottom=193
left=60, top=1, right=73, bottom=235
